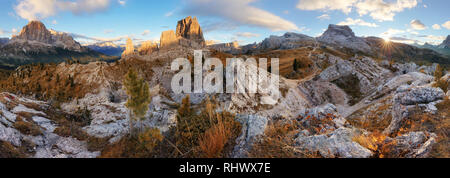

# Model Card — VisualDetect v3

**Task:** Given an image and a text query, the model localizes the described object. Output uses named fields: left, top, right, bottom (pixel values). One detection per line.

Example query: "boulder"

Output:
left=232, top=115, right=269, bottom=158
left=395, top=87, right=444, bottom=105
left=294, top=128, right=373, bottom=158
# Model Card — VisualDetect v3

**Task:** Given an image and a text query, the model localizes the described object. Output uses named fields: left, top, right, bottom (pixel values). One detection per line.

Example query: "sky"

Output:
left=0, top=0, right=449, bottom=46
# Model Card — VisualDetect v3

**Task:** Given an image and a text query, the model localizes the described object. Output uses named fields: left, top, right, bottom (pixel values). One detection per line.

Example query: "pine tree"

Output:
left=124, top=68, right=151, bottom=136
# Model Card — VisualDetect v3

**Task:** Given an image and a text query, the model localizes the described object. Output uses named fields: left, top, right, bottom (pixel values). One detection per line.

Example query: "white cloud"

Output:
left=297, top=0, right=357, bottom=14
left=388, top=36, right=418, bottom=44
left=432, top=24, right=441, bottom=30
left=410, top=19, right=427, bottom=30
left=235, top=32, right=260, bottom=38
left=141, top=30, right=150, bottom=36
left=297, top=0, right=417, bottom=22
left=12, top=28, right=18, bottom=34
left=356, top=0, right=417, bottom=22
left=442, top=21, right=450, bottom=30
left=183, top=0, right=300, bottom=31
left=118, top=0, right=126, bottom=6
left=317, top=14, right=330, bottom=20
left=0, top=29, right=4, bottom=36
left=381, top=28, right=405, bottom=37
left=418, top=34, right=446, bottom=41
left=283, top=10, right=290, bottom=14
left=337, top=18, right=378, bottom=27
left=52, top=20, right=57, bottom=24
left=14, top=0, right=113, bottom=20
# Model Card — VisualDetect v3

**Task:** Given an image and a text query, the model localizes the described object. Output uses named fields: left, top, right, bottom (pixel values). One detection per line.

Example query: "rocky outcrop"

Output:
left=385, top=131, right=437, bottom=158
left=384, top=86, right=445, bottom=135
left=160, top=30, right=178, bottom=49
left=138, top=41, right=158, bottom=55
left=259, top=32, right=316, bottom=50
left=232, top=115, right=269, bottom=158
left=121, top=38, right=135, bottom=57
left=294, top=127, right=373, bottom=158
left=209, top=41, right=241, bottom=54
left=317, top=24, right=371, bottom=53
left=0, top=93, right=99, bottom=158
left=438, top=35, right=450, bottom=49
left=176, top=16, right=205, bottom=46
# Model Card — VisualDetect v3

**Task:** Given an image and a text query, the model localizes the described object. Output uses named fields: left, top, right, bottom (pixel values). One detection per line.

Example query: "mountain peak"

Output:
left=317, top=24, right=371, bottom=53
left=176, top=16, right=205, bottom=46
left=438, top=35, right=450, bottom=49
left=323, top=24, right=356, bottom=38
left=15, top=20, right=53, bottom=44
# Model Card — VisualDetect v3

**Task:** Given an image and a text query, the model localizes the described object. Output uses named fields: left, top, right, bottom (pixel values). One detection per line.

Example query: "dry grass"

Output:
left=198, top=115, right=240, bottom=158
left=352, top=131, right=389, bottom=158
left=13, top=117, right=42, bottom=136
left=0, top=141, right=27, bottom=158
left=249, top=119, right=322, bottom=158
left=100, top=128, right=163, bottom=158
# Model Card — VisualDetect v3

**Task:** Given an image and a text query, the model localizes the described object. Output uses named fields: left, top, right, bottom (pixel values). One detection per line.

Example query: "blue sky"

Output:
left=0, top=0, right=449, bottom=45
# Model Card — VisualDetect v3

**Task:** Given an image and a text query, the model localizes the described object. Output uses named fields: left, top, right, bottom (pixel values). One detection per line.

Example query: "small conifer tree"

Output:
left=124, top=68, right=151, bottom=136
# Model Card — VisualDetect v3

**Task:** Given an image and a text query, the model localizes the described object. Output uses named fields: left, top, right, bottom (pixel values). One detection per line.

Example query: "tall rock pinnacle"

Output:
left=176, top=16, right=205, bottom=46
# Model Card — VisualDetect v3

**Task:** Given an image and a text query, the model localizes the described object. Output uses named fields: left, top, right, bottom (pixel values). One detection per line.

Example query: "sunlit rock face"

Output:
left=138, top=41, right=159, bottom=55
left=122, top=38, right=135, bottom=57
left=176, top=16, right=205, bottom=47
left=160, top=30, right=178, bottom=49
left=11, top=21, right=82, bottom=52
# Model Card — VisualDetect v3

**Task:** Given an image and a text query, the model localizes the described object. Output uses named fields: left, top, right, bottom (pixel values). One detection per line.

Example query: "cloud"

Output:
left=410, top=19, right=427, bottom=30
left=52, top=20, right=57, bottom=24
left=141, top=30, right=150, bottom=36
left=0, top=29, right=4, bottom=36
left=67, top=33, right=129, bottom=42
left=381, top=28, right=405, bottom=37
left=235, top=32, right=260, bottom=38
left=418, top=35, right=445, bottom=41
left=442, top=21, right=450, bottom=30
left=317, top=14, right=330, bottom=20
left=337, top=18, right=378, bottom=27
left=297, top=0, right=417, bottom=21
left=432, top=24, right=441, bottom=30
left=356, top=0, right=417, bottom=21
left=14, top=0, right=113, bottom=20
left=388, top=36, right=418, bottom=44
left=182, top=0, right=300, bottom=31
left=297, top=0, right=357, bottom=14
left=118, top=0, right=126, bottom=6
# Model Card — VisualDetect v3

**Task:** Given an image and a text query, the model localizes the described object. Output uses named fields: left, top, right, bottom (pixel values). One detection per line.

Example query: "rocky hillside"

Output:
left=0, top=21, right=118, bottom=69
left=1, top=17, right=449, bottom=158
